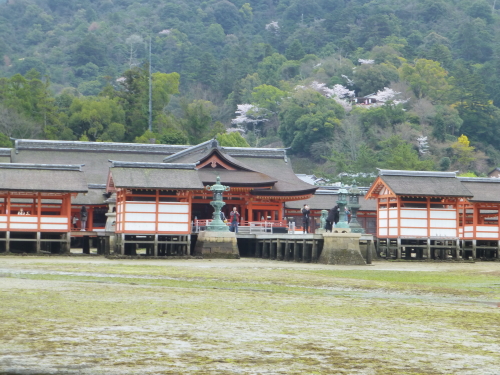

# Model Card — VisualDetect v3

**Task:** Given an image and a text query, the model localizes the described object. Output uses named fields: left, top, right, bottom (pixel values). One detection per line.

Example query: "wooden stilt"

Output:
left=154, top=234, right=158, bottom=257
left=396, top=238, right=401, bottom=259
left=5, top=231, right=10, bottom=253
left=284, top=240, right=290, bottom=261
left=302, top=239, right=308, bottom=263
left=311, top=240, right=318, bottom=262
left=426, top=238, right=431, bottom=260
left=120, top=233, right=125, bottom=255
left=82, top=236, right=90, bottom=254
left=293, top=240, right=299, bottom=262
left=472, top=240, right=477, bottom=259
left=36, top=232, right=41, bottom=253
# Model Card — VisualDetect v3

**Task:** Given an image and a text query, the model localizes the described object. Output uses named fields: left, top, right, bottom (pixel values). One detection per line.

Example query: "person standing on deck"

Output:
left=80, top=206, right=88, bottom=231
left=302, top=204, right=311, bottom=233
left=229, top=207, right=240, bottom=233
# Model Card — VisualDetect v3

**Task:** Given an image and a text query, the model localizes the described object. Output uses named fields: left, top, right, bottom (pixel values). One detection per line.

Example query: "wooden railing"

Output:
left=192, top=219, right=293, bottom=234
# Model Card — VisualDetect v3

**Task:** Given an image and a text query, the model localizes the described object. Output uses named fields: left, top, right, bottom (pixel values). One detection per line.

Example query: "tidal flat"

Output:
left=0, top=257, right=499, bottom=374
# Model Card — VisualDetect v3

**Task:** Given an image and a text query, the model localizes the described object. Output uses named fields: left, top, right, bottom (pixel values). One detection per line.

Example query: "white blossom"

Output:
left=265, top=21, right=279, bottom=33
left=417, top=135, right=429, bottom=156
left=158, top=29, right=171, bottom=35
left=231, top=104, right=268, bottom=127
left=297, top=81, right=355, bottom=112
left=358, top=59, right=375, bottom=64
left=365, top=87, right=409, bottom=108
left=341, top=74, right=354, bottom=86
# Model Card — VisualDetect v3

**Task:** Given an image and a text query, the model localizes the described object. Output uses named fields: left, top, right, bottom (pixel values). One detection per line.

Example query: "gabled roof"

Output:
left=12, top=140, right=188, bottom=184
left=109, top=162, right=203, bottom=190
left=198, top=168, right=277, bottom=187
left=0, top=163, right=88, bottom=193
left=459, top=178, right=500, bottom=202
left=366, top=170, right=472, bottom=199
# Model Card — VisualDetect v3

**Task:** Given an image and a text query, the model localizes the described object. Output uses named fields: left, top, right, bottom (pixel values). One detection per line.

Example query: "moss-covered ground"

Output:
left=0, top=257, right=499, bottom=374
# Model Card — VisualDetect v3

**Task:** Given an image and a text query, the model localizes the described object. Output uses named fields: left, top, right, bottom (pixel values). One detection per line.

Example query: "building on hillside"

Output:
left=487, top=167, right=500, bottom=178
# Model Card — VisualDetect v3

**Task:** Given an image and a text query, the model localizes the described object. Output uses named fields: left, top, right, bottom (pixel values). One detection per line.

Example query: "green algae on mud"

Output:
left=1, top=258, right=499, bottom=374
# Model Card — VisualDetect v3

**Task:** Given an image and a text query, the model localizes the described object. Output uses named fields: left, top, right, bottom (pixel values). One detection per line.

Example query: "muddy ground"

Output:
left=0, top=256, right=499, bottom=374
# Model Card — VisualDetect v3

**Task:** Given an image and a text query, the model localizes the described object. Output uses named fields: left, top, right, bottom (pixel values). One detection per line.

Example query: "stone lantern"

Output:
left=348, top=183, right=364, bottom=233
left=335, top=185, right=349, bottom=229
left=206, top=175, right=230, bottom=232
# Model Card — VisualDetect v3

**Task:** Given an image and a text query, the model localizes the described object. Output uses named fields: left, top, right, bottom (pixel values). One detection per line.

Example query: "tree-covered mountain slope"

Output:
left=1, top=0, right=500, bottom=182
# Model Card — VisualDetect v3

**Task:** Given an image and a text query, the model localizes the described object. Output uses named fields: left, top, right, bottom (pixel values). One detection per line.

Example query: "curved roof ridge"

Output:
left=0, top=163, right=84, bottom=171
left=12, top=139, right=189, bottom=155
left=378, top=169, right=458, bottom=178
left=110, top=161, right=198, bottom=169
left=162, top=139, right=215, bottom=162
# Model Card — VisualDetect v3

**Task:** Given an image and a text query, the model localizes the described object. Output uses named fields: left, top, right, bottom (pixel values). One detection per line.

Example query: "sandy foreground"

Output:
left=0, top=256, right=499, bottom=374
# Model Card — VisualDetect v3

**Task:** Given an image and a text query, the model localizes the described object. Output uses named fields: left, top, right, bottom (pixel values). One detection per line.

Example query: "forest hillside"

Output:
left=1, top=0, right=500, bottom=183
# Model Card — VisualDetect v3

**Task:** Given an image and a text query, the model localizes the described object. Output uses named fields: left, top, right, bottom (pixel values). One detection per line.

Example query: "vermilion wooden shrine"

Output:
left=0, top=163, right=87, bottom=252
left=366, top=170, right=500, bottom=259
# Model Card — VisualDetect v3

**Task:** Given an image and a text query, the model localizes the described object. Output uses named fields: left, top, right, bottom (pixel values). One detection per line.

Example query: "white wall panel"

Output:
left=401, top=209, right=427, bottom=219
left=378, top=228, right=388, bottom=236
left=430, top=220, right=456, bottom=228
left=11, top=216, right=37, bottom=223
left=476, top=226, right=498, bottom=232
left=401, top=219, right=427, bottom=227
left=124, top=222, right=155, bottom=231
left=465, top=226, right=474, bottom=231
left=429, top=228, right=456, bottom=237
left=476, top=232, right=498, bottom=238
left=0, top=223, right=6, bottom=229
left=389, top=209, right=398, bottom=218
left=125, top=203, right=156, bottom=213
left=389, top=228, right=398, bottom=236
left=40, top=224, right=68, bottom=230
left=430, top=210, right=456, bottom=219
left=10, top=223, right=38, bottom=230
left=389, top=219, right=398, bottom=227
left=379, top=211, right=387, bottom=219
left=158, top=203, right=189, bottom=213
left=41, top=217, right=68, bottom=223
left=0, top=216, right=6, bottom=222
left=158, top=213, right=189, bottom=222
left=401, top=228, right=427, bottom=236
left=125, top=213, right=156, bottom=222
left=379, top=219, right=387, bottom=227
left=158, top=223, right=189, bottom=232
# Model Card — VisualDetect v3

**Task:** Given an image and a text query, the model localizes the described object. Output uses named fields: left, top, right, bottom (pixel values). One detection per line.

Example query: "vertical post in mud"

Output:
left=312, top=239, right=318, bottom=262
left=293, top=240, right=299, bottom=262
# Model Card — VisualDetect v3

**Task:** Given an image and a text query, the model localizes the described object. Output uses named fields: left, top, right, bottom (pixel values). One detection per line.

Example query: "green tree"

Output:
left=400, top=59, right=452, bottom=103
left=278, top=89, right=344, bottom=155
left=378, top=136, right=434, bottom=170
left=285, top=40, right=305, bottom=61
left=180, top=99, right=215, bottom=144
left=217, top=132, right=250, bottom=147
left=67, top=96, right=126, bottom=141
left=257, top=53, right=287, bottom=87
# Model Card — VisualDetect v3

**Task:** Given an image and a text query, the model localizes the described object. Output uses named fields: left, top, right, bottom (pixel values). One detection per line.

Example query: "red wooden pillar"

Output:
left=88, top=207, right=94, bottom=231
